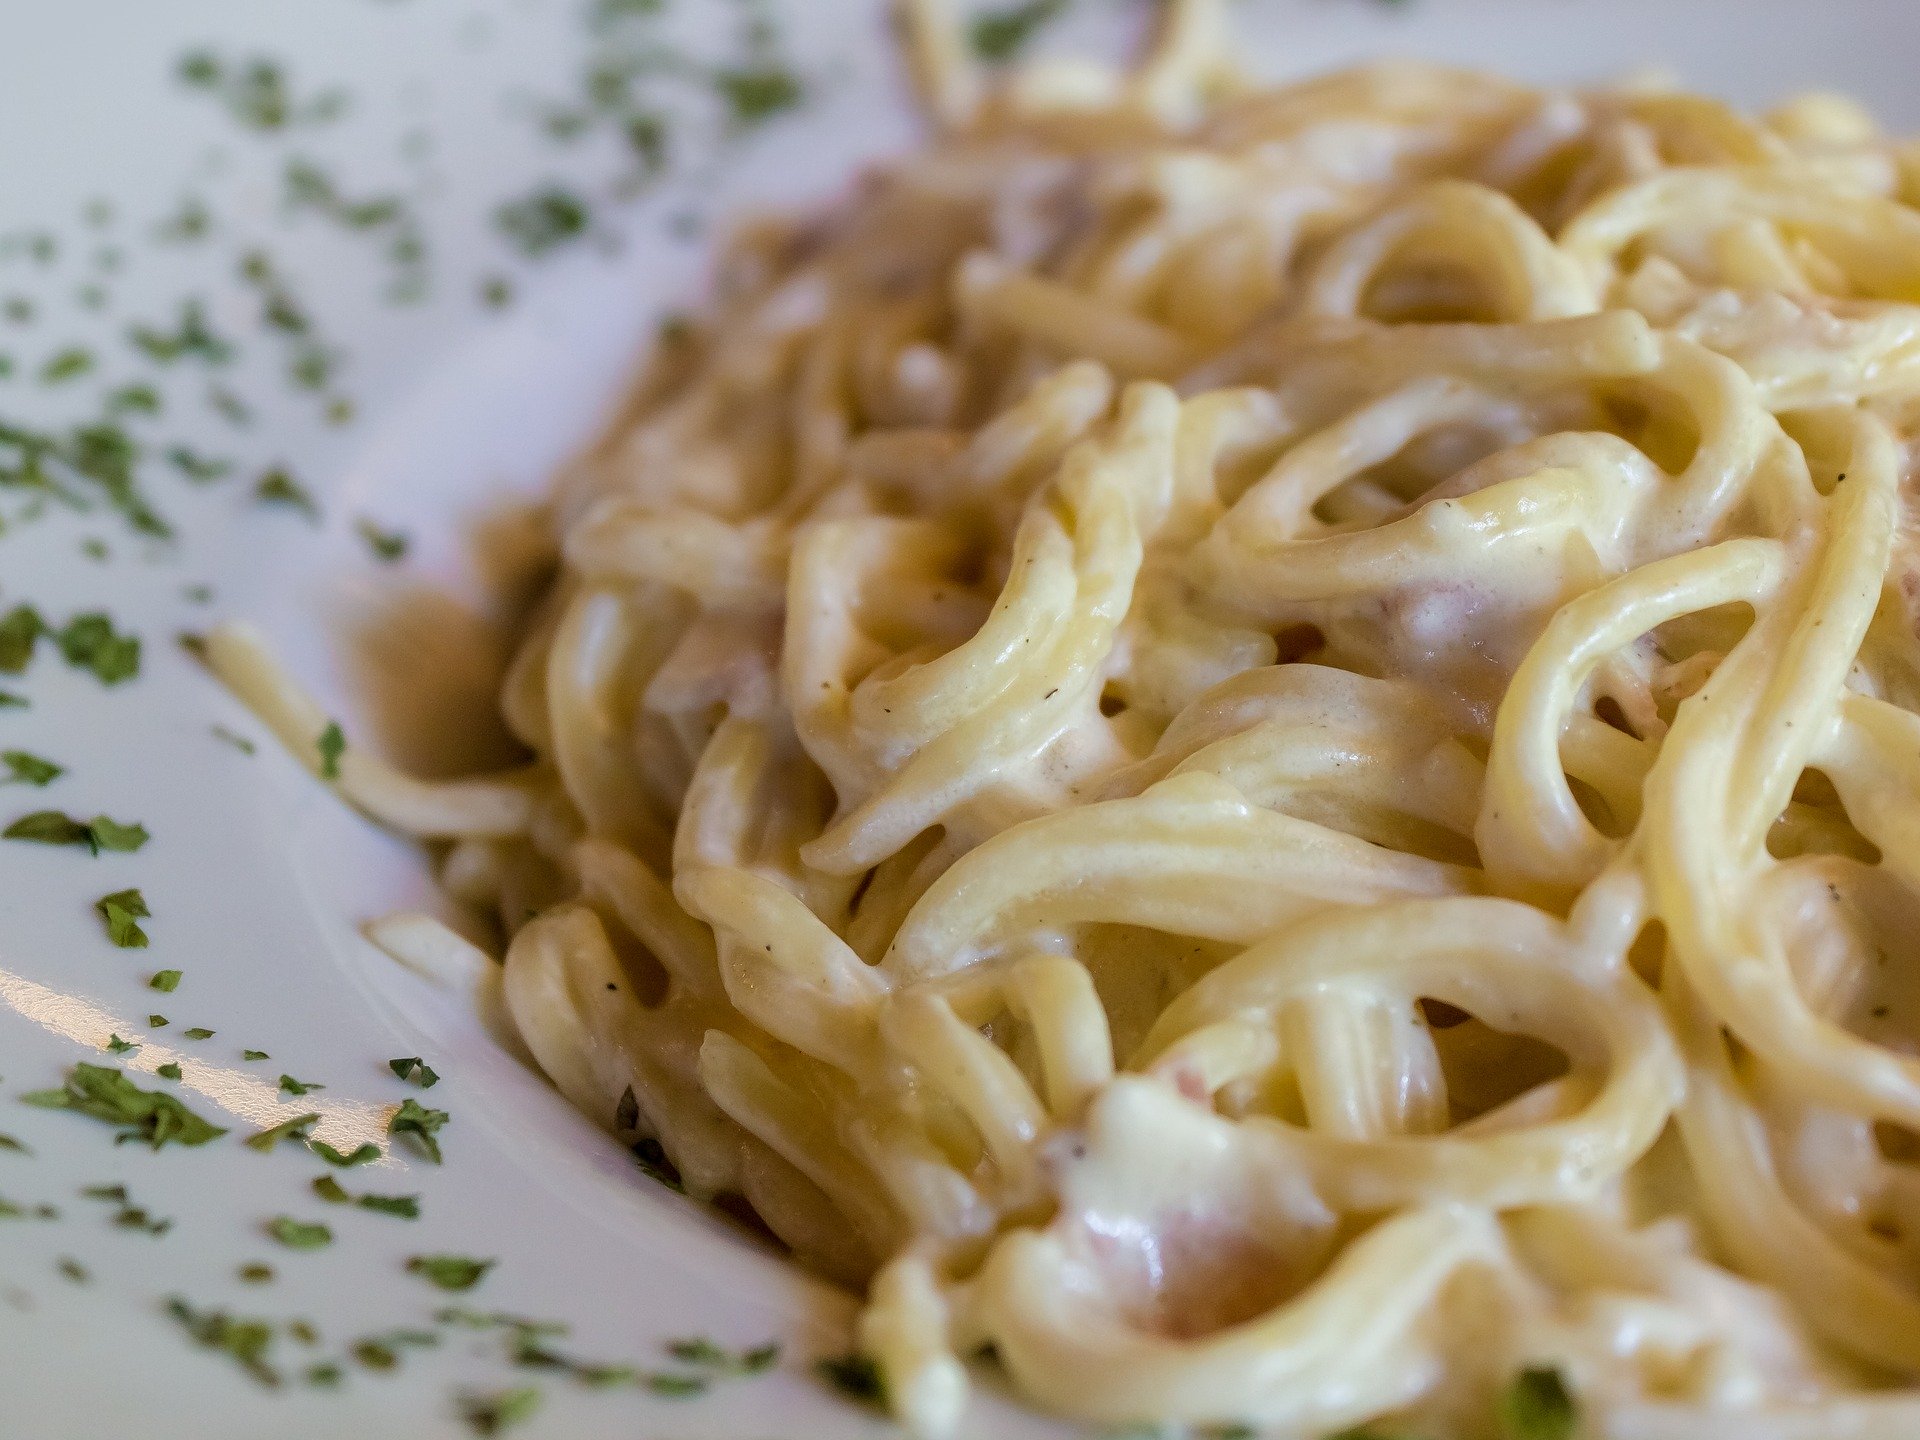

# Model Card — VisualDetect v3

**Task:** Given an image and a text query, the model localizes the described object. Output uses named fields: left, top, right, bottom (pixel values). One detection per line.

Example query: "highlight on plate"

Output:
left=208, top=0, right=1920, bottom=1434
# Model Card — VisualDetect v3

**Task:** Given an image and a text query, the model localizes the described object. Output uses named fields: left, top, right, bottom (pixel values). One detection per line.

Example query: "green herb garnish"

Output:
left=242, top=1049, right=269, bottom=1062
left=105, top=1034, right=139, bottom=1055
left=22, top=1063, right=226, bottom=1148
left=713, top=65, right=804, bottom=127
left=244, top=1112, right=319, bottom=1152
left=388, top=1056, right=438, bottom=1088
left=266, top=1216, right=332, bottom=1250
left=816, top=1351, right=885, bottom=1407
left=316, top=721, right=344, bottom=780
left=210, top=725, right=255, bottom=755
left=40, top=347, right=96, bottom=384
left=496, top=187, right=591, bottom=257
left=129, top=299, right=233, bottom=365
left=167, top=1297, right=280, bottom=1386
left=55, top=612, right=140, bottom=683
left=182, top=1026, right=214, bottom=1040
left=459, top=1385, right=541, bottom=1435
left=0, top=606, right=43, bottom=673
left=0, top=750, right=61, bottom=786
left=312, top=1173, right=418, bottom=1217
left=969, top=0, right=1070, bottom=62
left=1499, top=1367, right=1577, bottom=1440
left=666, top=1336, right=780, bottom=1373
left=168, top=448, right=231, bottom=485
left=389, top=1097, right=449, bottom=1162
left=354, top=517, right=409, bottom=562
left=83, top=1183, right=171, bottom=1234
left=253, top=467, right=320, bottom=520
left=357, top=1192, right=420, bottom=1219
left=0, top=618, right=52, bottom=682
left=239, top=1262, right=275, bottom=1283
left=150, top=970, right=182, bottom=995
left=310, top=1139, right=380, bottom=1168
left=4, top=810, right=147, bottom=853
left=156, top=1062, right=182, bottom=1081
left=96, top=888, right=150, bottom=947
left=107, top=383, right=161, bottom=416
left=278, top=1074, right=323, bottom=1096
left=407, top=1253, right=494, bottom=1291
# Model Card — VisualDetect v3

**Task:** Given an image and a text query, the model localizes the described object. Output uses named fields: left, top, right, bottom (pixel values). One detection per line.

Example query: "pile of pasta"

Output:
left=213, top=0, right=1920, bottom=1434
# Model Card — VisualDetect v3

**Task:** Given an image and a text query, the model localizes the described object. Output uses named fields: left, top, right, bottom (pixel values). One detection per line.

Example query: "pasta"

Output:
left=209, top=1, right=1920, bottom=1434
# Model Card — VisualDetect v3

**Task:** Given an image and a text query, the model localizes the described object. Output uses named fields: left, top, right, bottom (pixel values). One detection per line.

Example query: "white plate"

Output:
left=2, top=2, right=1917, bottom=1437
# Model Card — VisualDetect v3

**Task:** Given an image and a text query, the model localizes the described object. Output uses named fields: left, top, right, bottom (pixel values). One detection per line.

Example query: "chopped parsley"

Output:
left=21, top=1063, right=226, bottom=1148
left=129, top=299, right=233, bottom=365
left=239, top=1262, right=275, bottom=1284
left=244, top=1113, right=319, bottom=1152
left=278, top=1074, right=323, bottom=1096
left=55, top=612, right=141, bottom=683
left=166, top=1297, right=280, bottom=1386
left=969, top=0, right=1071, bottom=62
left=96, top=888, right=151, bottom=947
left=210, top=725, right=255, bottom=755
left=106, top=382, right=161, bottom=415
left=632, top=1135, right=681, bottom=1190
left=156, top=1062, right=182, bottom=1081
left=312, top=1174, right=419, bottom=1218
left=1499, top=1366, right=1577, bottom=1440
left=167, top=446, right=232, bottom=483
left=351, top=1328, right=437, bottom=1371
left=0, top=1133, right=27, bottom=1154
left=0, top=750, right=61, bottom=786
left=316, top=721, right=344, bottom=780
left=253, top=467, right=320, bottom=520
left=356, top=1192, right=420, bottom=1219
left=0, top=691, right=24, bottom=709
left=242, top=1049, right=269, bottom=1062
left=82, top=1183, right=171, bottom=1235
left=666, top=1336, right=780, bottom=1374
left=816, top=1351, right=885, bottom=1407
left=40, top=347, right=95, bottom=384
left=105, top=1034, right=139, bottom=1055
left=3, top=811, right=147, bottom=854
left=149, top=969, right=181, bottom=992
left=495, top=186, right=591, bottom=257
left=714, top=65, right=804, bottom=128
left=57, top=1256, right=89, bottom=1284
left=354, top=517, right=409, bottom=562
left=176, top=50, right=343, bottom=131
left=0, top=606, right=42, bottom=672
left=388, top=1056, right=438, bottom=1088
left=149, top=1014, right=169, bottom=1027
left=406, top=1253, right=494, bottom=1291
left=459, top=1385, right=542, bottom=1435
left=310, top=1139, right=380, bottom=1168
left=182, top=1026, right=214, bottom=1040
left=283, top=158, right=404, bottom=231
left=266, top=1216, right=332, bottom=1251
left=156, top=194, right=212, bottom=244
left=207, top=385, right=251, bottom=426
left=389, top=1097, right=449, bottom=1163
left=0, top=1195, right=61, bottom=1220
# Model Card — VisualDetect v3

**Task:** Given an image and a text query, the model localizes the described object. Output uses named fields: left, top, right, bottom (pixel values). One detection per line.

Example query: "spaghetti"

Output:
left=211, top=1, right=1920, bottom=1434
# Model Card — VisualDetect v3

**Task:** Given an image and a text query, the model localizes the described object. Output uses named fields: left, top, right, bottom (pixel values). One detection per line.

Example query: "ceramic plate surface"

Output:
left=3, top=2, right=1918, bottom=1436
